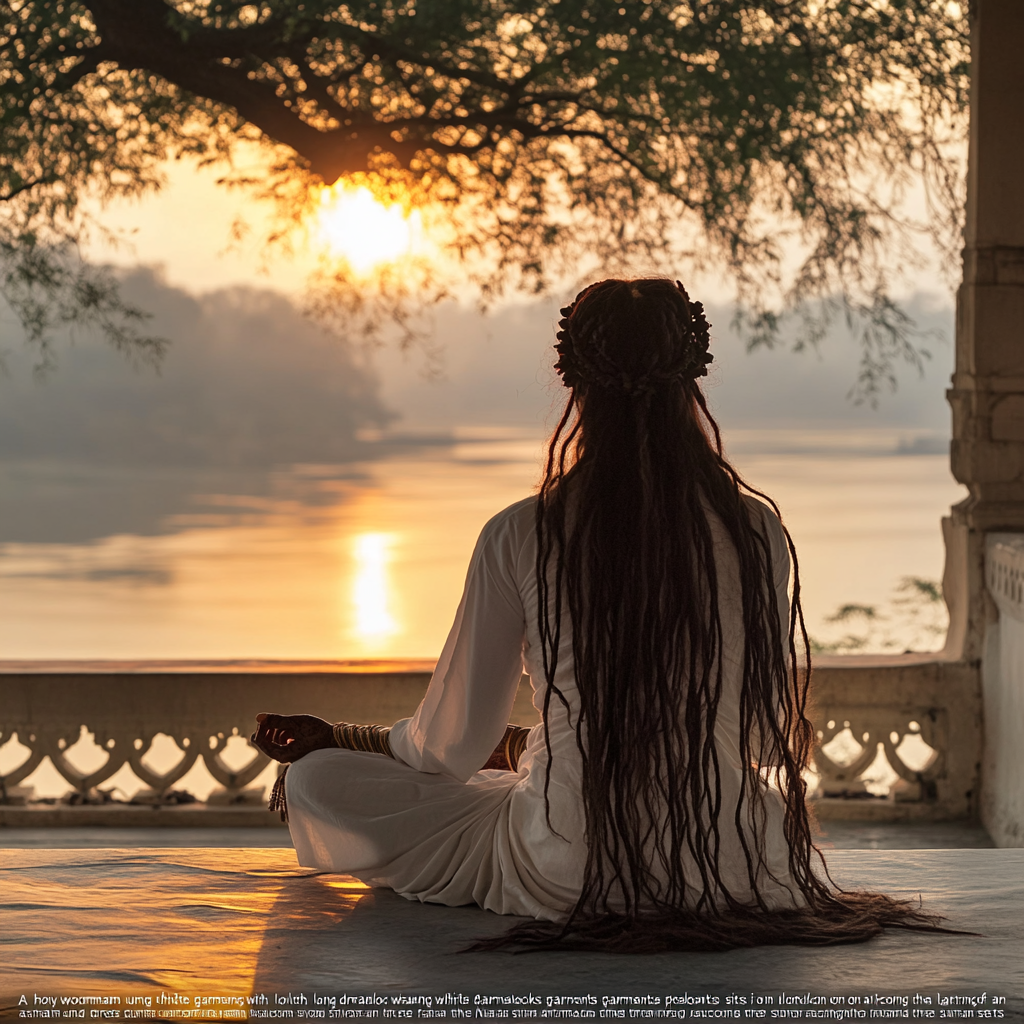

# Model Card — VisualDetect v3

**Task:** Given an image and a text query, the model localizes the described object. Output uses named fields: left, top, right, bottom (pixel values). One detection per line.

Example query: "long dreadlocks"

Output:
left=474, top=279, right=950, bottom=952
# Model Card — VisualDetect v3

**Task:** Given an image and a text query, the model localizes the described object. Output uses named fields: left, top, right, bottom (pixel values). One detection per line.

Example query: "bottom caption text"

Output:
left=6, top=991, right=1015, bottom=1022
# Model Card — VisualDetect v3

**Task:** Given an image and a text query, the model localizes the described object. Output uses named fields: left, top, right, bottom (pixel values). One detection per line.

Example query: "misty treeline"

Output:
left=0, top=268, right=391, bottom=467
left=0, top=269, right=954, bottom=470
left=810, top=577, right=948, bottom=655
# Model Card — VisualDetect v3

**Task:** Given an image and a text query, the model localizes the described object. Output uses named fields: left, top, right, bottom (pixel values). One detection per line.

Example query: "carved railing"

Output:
left=987, top=533, right=1024, bottom=618
left=0, top=663, right=537, bottom=823
left=0, top=655, right=983, bottom=823
left=0, top=721, right=268, bottom=805
left=813, top=709, right=944, bottom=802
left=808, top=655, right=980, bottom=819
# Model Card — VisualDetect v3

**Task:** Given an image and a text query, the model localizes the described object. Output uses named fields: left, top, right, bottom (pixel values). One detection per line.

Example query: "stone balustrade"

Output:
left=809, top=654, right=980, bottom=821
left=0, top=654, right=982, bottom=825
left=0, top=662, right=538, bottom=826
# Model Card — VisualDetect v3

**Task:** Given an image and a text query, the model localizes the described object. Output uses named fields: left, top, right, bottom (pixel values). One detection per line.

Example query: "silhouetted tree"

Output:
left=1, top=0, right=968, bottom=392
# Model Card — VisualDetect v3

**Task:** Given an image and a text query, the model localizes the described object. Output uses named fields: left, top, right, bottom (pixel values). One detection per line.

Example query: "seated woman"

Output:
left=253, top=278, right=938, bottom=951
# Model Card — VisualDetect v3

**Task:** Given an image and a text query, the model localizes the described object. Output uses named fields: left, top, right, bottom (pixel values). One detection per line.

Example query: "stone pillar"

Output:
left=944, top=0, right=1024, bottom=664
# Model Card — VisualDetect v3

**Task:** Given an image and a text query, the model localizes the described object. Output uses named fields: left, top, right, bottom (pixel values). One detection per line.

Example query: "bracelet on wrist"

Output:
left=502, top=725, right=531, bottom=772
left=332, top=722, right=394, bottom=758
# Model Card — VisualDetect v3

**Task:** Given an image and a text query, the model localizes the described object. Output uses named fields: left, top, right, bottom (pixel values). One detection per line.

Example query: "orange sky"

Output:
left=80, top=153, right=952, bottom=309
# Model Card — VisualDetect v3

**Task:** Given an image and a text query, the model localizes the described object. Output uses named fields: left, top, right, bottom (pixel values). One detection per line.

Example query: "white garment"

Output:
left=286, top=493, right=801, bottom=921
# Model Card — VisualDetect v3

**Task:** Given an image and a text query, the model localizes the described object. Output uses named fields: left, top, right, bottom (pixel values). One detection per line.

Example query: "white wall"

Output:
left=983, top=534, right=1024, bottom=846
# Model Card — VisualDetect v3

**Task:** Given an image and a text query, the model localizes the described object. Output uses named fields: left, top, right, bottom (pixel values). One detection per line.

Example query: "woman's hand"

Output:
left=252, top=713, right=334, bottom=763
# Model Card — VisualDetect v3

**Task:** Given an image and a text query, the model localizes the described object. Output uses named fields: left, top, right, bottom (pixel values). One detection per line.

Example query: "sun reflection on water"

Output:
left=352, top=532, right=398, bottom=639
left=0, top=430, right=965, bottom=664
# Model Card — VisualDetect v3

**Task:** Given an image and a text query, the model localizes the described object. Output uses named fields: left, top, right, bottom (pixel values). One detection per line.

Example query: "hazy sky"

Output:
left=82, top=155, right=956, bottom=306
left=375, top=292, right=955, bottom=436
left=49, top=152, right=957, bottom=439
left=0, top=152, right=958, bottom=470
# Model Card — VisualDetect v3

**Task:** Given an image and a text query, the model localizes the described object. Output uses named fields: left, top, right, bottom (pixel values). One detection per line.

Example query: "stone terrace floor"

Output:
left=0, top=824, right=1020, bottom=1023
left=0, top=819, right=999, bottom=849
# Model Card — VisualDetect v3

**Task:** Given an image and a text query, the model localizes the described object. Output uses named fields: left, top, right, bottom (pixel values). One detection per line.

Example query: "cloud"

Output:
left=0, top=267, right=392, bottom=467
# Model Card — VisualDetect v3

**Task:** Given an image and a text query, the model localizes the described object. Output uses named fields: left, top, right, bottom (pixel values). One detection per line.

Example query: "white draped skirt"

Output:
left=285, top=746, right=583, bottom=921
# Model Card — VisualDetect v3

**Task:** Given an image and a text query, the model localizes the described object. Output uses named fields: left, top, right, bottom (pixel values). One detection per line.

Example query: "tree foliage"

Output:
left=811, top=577, right=947, bottom=654
left=1, top=0, right=969, bottom=393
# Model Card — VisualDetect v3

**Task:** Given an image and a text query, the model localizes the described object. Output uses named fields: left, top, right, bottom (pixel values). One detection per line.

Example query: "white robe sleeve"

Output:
left=388, top=507, right=527, bottom=782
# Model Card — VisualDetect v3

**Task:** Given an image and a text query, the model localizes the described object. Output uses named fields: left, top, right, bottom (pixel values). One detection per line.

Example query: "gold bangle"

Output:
left=502, top=725, right=531, bottom=772
left=332, top=722, right=393, bottom=758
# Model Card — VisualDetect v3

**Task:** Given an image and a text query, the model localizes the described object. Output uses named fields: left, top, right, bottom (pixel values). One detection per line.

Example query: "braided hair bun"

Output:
left=554, top=278, right=713, bottom=396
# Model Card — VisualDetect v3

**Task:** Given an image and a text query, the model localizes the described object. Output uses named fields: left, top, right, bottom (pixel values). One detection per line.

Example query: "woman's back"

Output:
left=486, top=277, right=942, bottom=951
left=489, top=489, right=802, bottom=917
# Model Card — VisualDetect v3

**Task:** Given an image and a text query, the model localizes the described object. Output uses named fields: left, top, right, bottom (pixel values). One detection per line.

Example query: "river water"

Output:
left=0, top=426, right=964, bottom=661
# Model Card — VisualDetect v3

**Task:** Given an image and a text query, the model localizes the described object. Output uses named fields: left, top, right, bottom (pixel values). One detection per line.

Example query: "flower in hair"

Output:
left=555, top=282, right=713, bottom=393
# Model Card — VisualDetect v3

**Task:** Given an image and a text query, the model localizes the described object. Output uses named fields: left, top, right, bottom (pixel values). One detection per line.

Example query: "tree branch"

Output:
left=0, top=176, right=58, bottom=203
left=74, top=1, right=610, bottom=180
left=83, top=0, right=398, bottom=178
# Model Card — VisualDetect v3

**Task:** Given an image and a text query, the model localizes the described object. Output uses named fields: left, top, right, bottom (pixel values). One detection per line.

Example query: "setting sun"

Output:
left=317, top=184, right=420, bottom=272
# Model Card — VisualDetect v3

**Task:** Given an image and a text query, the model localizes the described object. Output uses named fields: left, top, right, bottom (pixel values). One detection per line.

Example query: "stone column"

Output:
left=944, top=0, right=1024, bottom=663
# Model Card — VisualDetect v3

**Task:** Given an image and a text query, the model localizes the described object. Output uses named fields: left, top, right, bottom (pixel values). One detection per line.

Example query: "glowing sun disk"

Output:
left=318, top=185, right=418, bottom=271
